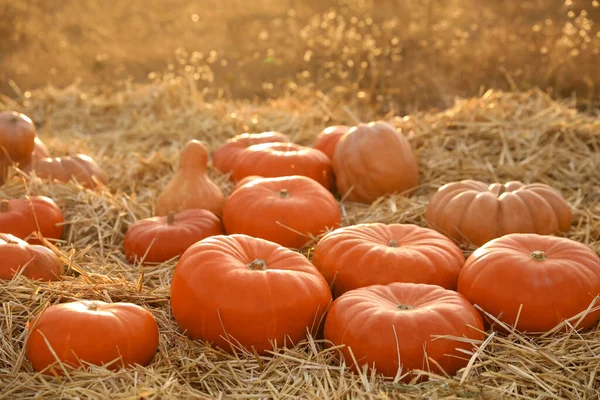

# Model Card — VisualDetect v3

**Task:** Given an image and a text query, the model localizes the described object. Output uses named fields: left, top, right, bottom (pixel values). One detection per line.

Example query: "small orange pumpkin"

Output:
left=32, top=154, right=107, bottom=188
left=313, top=125, right=350, bottom=160
left=0, top=233, right=64, bottom=281
left=124, top=209, right=224, bottom=264
left=0, top=111, right=36, bottom=184
left=233, top=175, right=263, bottom=191
left=0, top=196, right=64, bottom=243
left=212, top=131, right=290, bottom=174
left=26, top=301, right=159, bottom=374
left=155, top=140, right=225, bottom=216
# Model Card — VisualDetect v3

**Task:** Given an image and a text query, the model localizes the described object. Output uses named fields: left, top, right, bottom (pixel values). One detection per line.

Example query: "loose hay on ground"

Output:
left=0, top=84, right=599, bottom=399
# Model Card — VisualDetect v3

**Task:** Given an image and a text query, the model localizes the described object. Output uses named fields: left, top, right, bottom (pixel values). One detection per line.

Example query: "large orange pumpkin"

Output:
left=333, top=121, right=419, bottom=203
left=0, top=196, right=64, bottom=243
left=32, top=154, right=107, bottom=188
left=313, top=125, right=350, bottom=160
left=312, top=223, right=465, bottom=297
left=324, top=283, right=484, bottom=380
left=26, top=301, right=159, bottom=374
left=212, top=131, right=290, bottom=174
left=425, top=180, right=572, bottom=246
left=457, top=233, right=600, bottom=332
left=0, top=111, right=36, bottom=184
left=223, top=176, right=341, bottom=249
left=124, top=209, right=224, bottom=264
left=0, top=233, right=64, bottom=281
left=155, top=140, right=225, bottom=216
left=170, top=234, right=332, bottom=354
left=232, top=142, right=334, bottom=190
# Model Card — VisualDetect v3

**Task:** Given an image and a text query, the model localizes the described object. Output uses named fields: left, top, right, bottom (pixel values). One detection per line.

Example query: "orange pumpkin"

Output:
left=170, top=234, right=332, bottom=354
left=156, top=140, right=225, bottom=216
left=457, top=233, right=600, bottom=332
left=223, top=176, right=341, bottom=249
left=333, top=121, right=419, bottom=203
left=313, top=125, right=349, bottom=160
left=0, top=233, right=64, bottom=281
left=32, top=153, right=107, bottom=188
left=233, top=175, right=263, bottom=191
left=212, top=131, right=290, bottom=174
left=0, top=196, right=64, bottom=243
left=124, top=209, right=224, bottom=264
left=425, top=180, right=572, bottom=246
left=0, top=111, right=36, bottom=184
left=324, top=283, right=484, bottom=380
left=312, top=223, right=465, bottom=297
left=232, top=142, right=334, bottom=191
left=26, top=301, right=159, bottom=374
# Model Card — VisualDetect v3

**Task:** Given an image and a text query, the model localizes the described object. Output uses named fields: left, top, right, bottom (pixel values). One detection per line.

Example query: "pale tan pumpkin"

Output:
left=156, top=140, right=225, bottom=216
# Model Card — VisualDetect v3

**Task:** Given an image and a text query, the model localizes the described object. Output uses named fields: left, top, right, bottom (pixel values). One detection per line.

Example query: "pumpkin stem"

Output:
left=397, top=304, right=414, bottom=310
left=531, top=250, right=547, bottom=261
left=167, top=211, right=176, bottom=225
left=87, top=302, right=99, bottom=311
left=247, top=258, right=267, bottom=271
left=388, top=240, right=398, bottom=247
left=0, top=200, right=8, bottom=212
left=278, top=189, right=290, bottom=198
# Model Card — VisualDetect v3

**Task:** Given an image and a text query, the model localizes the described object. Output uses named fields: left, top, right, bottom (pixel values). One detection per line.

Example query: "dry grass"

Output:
left=0, top=72, right=599, bottom=398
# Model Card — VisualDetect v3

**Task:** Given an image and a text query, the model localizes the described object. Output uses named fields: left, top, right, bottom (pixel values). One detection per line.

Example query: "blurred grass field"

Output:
left=2, top=0, right=600, bottom=112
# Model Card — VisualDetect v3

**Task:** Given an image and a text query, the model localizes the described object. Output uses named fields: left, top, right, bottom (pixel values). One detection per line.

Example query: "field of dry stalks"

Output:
left=1, top=1, right=600, bottom=399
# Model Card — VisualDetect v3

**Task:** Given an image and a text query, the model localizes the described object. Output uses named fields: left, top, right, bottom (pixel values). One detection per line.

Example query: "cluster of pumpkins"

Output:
left=2, top=110, right=600, bottom=381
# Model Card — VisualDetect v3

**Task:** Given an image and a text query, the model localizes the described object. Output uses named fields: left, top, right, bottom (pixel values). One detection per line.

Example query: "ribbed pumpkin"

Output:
left=0, top=111, right=36, bottom=184
left=212, top=131, right=290, bottom=174
left=313, top=125, right=350, bottom=160
left=171, top=234, right=332, bottom=354
left=425, top=180, right=572, bottom=246
left=232, top=142, right=334, bottom=191
left=0, top=233, right=64, bottom=281
left=32, top=154, right=107, bottom=188
left=155, top=140, right=225, bottom=216
left=0, top=196, right=64, bottom=243
left=324, top=283, right=484, bottom=380
left=312, top=223, right=465, bottom=297
left=333, top=121, right=419, bottom=203
left=233, top=175, right=263, bottom=191
left=457, top=233, right=600, bottom=332
left=223, top=176, right=341, bottom=249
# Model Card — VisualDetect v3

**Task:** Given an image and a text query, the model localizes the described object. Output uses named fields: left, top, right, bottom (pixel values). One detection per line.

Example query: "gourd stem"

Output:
left=278, top=189, right=290, bottom=198
left=247, top=258, right=267, bottom=271
left=389, top=240, right=398, bottom=248
left=0, top=200, right=8, bottom=212
left=167, top=211, right=176, bottom=225
left=87, top=302, right=99, bottom=311
left=397, top=304, right=413, bottom=310
left=531, top=250, right=546, bottom=261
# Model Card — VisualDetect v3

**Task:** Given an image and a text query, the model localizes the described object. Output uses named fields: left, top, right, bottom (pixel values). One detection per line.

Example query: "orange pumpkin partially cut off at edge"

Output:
left=32, top=153, right=107, bottom=189
left=212, top=131, right=290, bottom=174
left=170, top=234, right=332, bottom=354
left=312, top=223, right=465, bottom=297
left=0, top=111, right=36, bottom=185
left=0, top=233, right=64, bottom=281
left=124, top=209, right=224, bottom=264
left=324, top=283, right=484, bottom=381
left=425, top=180, right=572, bottom=246
left=313, top=125, right=350, bottom=160
left=0, top=196, right=64, bottom=243
left=26, top=301, right=159, bottom=374
left=457, top=233, right=600, bottom=333
left=155, top=140, right=225, bottom=216
left=223, top=176, right=341, bottom=249
left=232, top=142, right=334, bottom=191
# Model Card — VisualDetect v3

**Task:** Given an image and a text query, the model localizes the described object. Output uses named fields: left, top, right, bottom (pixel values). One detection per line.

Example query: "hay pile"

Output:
left=0, top=82, right=599, bottom=399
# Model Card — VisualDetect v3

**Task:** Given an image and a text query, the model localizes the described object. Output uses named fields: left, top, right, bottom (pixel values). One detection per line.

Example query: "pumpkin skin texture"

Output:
left=124, top=209, right=224, bottom=264
left=233, top=142, right=334, bottom=191
left=457, top=233, right=600, bottom=333
left=0, top=111, right=36, bottom=185
left=0, top=196, right=64, bottom=243
left=324, top=283, right=484, bottom=380
left=425, top=180, right=572, bottom=246
left=0, top=233, right=64, bottom=281
left=233, top=175, right=263, bottom=191
left=223, top=176, right=341, bottom=249
left=26, top=301, right=159, bottom=374
left=312, top=223, right=465, bottom=297
left=212, top=131, right=290, bottom=174
left=22, top=137, right=51, bottom=172
left=333, top=122, right=419, bottom=204
left=313, top=125, right=350, bottom=160
left=156, top=140, right=225, bottom=217
left=170, top=234, right=332, bottom=354
left=32, top=153, right=107, bottom=188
